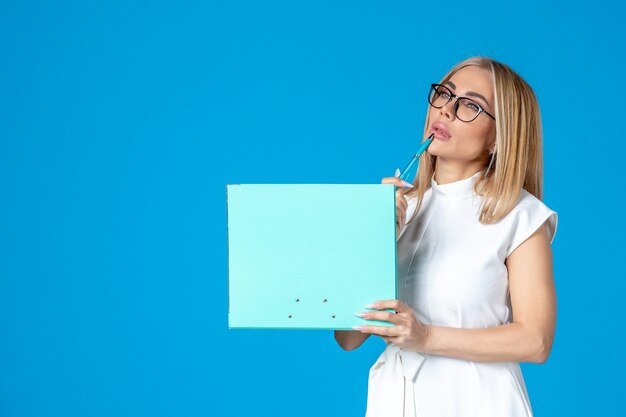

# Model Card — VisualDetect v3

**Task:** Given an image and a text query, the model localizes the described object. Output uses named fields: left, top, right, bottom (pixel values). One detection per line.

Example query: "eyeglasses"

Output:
left=428, top=83, right=496, bottom=122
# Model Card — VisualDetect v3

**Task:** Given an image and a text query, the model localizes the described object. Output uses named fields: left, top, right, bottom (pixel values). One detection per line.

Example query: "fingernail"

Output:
left=402, top=181, right=414, bottom=188
left=352, top=326, right=364, bottom=331
left=394, top=168, right=401, bottom=177
left=364, top=304, right=378, bottom=309
left=354, top=312, right=368, bottom=318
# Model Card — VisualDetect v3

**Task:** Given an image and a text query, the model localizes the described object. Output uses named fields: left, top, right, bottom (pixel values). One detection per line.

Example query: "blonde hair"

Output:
left=405, top=56, right=544, bottom=225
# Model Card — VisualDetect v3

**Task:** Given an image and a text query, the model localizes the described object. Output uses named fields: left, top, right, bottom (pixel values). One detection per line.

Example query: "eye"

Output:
left=464, top=101, right=481, bottom=111
left=436, top=88, right=451, bottom=99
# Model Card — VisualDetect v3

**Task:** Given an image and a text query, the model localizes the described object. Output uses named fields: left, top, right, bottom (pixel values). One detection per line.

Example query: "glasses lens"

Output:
left=456, top=98, right=481, bottom=122
left=429, top=85, right=451, bottom=108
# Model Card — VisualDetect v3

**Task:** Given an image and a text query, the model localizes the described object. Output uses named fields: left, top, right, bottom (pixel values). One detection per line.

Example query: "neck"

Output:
left=434, top=158, right=486, bottom=185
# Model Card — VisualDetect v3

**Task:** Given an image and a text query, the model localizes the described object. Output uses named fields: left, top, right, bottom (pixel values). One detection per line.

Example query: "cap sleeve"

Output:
left=505, top=191, right=558, bottom=258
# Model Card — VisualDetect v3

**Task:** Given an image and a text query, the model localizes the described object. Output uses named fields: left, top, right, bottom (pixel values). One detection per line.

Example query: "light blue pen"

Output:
left=395, top=132, right=435, bottom=186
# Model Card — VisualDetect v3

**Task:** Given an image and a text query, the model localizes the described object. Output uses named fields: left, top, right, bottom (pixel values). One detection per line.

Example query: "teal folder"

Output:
left=226, top=184, right=397, bottom=329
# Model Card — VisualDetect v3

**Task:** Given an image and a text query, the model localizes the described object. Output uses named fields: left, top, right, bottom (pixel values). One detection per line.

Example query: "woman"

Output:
left=334, top=56, right=558, bottom=417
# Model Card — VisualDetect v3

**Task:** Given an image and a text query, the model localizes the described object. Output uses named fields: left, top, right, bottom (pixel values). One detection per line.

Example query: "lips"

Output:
left=430, top=122, right=450, bottom=139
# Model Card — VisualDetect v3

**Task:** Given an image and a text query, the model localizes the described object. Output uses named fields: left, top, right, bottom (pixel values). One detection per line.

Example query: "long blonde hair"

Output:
left=405, top=56, right=544, bottom=225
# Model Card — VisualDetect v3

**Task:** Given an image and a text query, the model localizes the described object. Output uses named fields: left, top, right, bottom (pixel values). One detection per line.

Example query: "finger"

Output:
left=382, top=336, right=396, bottom=344
left=382, top=177, right=414, bottom=188
left=367, top=300, right=405, bottom=313
left=358, top=310, right=401, bottom=325
left=396, top=209, right=406, bottom=228
left=356, top=325, right=398, bottom=337
left=395, top=190, right=408, bottom=210
left=396, top=216, right=403, bottom=229
left=382, top=177, right=407, bottom=185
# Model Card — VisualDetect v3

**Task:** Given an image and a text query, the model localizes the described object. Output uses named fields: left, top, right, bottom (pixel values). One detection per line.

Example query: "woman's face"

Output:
left=426, top=65, right=496, bottom=164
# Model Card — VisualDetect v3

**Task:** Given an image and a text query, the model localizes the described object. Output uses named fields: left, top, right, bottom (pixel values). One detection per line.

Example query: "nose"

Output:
left=439, top=99, right=456, bottom=120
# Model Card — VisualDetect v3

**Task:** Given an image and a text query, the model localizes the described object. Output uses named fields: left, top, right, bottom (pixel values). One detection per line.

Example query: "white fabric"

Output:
left=365, top=170, right=558, bottom=417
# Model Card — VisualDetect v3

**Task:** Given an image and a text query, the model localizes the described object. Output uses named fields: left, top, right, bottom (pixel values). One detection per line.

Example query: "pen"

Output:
left=397, top=133, right=435, bottom=183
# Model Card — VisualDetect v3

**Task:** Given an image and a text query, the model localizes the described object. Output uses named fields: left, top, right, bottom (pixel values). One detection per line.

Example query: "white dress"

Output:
left=365, top=170, right=558, bottom=417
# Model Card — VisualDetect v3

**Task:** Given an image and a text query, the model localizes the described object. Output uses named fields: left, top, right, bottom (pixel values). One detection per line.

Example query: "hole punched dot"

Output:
left=288, top=314, right=293, bottom=319
left=331, top=315, right=336, bottom=319
left=295, top=298, right=300, bottom=302
left=323, top=298, right=328, bottom=303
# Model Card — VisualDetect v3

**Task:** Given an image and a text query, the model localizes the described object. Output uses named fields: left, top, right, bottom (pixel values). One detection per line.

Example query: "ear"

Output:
left=488, top=136, right=497, bottom=154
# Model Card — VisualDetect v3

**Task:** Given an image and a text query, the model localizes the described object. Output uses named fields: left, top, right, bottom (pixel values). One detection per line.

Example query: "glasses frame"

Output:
left=428, top=83, right=496, bottom=122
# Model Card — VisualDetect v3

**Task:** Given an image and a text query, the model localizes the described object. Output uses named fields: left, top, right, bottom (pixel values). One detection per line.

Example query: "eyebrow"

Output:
left=444, top=81, right=491, bottom=109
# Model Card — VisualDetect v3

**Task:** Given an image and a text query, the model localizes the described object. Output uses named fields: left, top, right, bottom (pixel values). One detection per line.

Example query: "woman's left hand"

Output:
left=355, top=300, right=431, bottom=352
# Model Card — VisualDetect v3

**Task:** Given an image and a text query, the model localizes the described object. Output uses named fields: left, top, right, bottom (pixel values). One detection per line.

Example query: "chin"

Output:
left=425, top=141, right=445, bottom=157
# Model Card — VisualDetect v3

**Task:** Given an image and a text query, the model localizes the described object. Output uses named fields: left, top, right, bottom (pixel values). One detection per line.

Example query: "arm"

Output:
left=334, top=330, right=370, bottom=351
left=423, top=221, right=556, bottom=363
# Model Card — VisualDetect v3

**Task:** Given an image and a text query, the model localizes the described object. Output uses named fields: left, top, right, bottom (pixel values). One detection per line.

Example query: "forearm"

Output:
left=334, top=330, right=370, bottom=351
left=423, top=322, right=546, bottom=363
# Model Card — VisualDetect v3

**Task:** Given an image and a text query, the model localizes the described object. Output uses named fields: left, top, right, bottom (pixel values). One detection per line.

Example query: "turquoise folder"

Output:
left=226, top=184, right=397, bottom=329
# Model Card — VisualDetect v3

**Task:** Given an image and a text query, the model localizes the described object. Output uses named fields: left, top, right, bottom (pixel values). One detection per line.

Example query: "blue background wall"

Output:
left=1, top=1, right=624, bottom=416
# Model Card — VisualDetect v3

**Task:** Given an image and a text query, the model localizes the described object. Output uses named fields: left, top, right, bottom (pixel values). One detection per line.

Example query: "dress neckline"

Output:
left=431, top=170, right=482, bottom=201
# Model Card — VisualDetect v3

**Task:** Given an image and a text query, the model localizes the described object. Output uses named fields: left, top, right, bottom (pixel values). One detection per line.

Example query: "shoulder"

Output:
left=514, top=189, right=553, bottom=211
left=502, top=189, right=558, bottom=258
left=509, top=189, right=558, bottom=227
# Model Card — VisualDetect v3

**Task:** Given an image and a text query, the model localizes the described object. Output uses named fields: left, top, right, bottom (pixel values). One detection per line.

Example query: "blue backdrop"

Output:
left=1, top=1, right=624, bottom=416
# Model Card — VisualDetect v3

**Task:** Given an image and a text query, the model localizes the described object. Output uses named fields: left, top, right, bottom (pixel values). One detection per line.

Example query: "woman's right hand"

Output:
left=334, top=175, right=413, bottom=351
left=381, top=175, right=414, bottom=236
